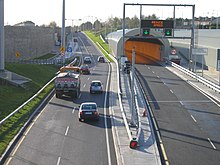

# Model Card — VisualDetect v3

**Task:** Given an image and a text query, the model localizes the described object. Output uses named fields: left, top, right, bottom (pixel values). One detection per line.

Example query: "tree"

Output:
left=48, top=21, right=57, bottom=29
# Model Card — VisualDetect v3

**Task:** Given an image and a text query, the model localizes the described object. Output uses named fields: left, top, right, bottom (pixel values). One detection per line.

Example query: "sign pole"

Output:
left=130, top=48, right=136, bottom=126
left=217, top=50, right=220, bottom=86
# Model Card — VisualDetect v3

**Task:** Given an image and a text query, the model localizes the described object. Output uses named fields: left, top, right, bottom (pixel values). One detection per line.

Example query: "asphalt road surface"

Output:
left=136, top=63, right=220, bottom=165
left=5, top=32, right=117, bottom=165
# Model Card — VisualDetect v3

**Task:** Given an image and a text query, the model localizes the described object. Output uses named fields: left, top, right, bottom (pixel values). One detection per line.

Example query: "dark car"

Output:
left=90, top=80, right=103, bottom=94
left=80, top=65, right=90, bottom=74
left=78, top=102, right=99, bottom=121
left=98, top=56, right=105, bottom=63
left=84, top=56, right=92, bottom=64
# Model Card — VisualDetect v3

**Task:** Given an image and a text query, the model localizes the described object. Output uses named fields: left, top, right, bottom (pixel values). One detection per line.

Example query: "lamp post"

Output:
left=61, top=0, right=66, bottom=49
left=217, top=11, right=219, bottom=29
left=0, top=0, right=4, bottom=71
left=65, top=19, right=74, bottom=42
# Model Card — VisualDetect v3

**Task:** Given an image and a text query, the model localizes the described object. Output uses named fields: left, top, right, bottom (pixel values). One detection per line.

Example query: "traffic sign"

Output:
left=141, top=20, right=174, bottom=29
left=130, top=139, right=138, bottom=149
left=60, top=46, right=65, bottom=52
left=164, top=28, right=172, bottom=36
left=171, top=49, right=177, bottom=55
left=67, top=47, right=72, bottom=52
left=142, top=28, right=150, bottom=36
left=192, top=48, right=208, bottom=55
left=15, top=52, right=21, bottom=57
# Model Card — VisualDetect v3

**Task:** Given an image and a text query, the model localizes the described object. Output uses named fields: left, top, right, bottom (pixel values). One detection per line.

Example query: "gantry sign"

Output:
left=141, top=20, right=174, bottom=37
left=122, top=3, right=196, bottom=70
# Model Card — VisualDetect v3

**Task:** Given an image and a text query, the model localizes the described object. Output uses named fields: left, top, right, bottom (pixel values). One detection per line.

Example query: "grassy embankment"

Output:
left=0, top=63, right=59, bottom=156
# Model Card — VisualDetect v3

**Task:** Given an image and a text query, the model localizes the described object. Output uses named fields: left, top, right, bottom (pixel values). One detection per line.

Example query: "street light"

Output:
left=65, top=19, right=74, bottom=42
left=0, top=0, right=5, bottom=71
left=61, top=0, right=66, bottom=49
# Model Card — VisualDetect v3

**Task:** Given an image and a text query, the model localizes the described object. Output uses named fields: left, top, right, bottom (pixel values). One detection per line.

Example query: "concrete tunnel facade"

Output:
left=107, top=28, right=170, bottom=64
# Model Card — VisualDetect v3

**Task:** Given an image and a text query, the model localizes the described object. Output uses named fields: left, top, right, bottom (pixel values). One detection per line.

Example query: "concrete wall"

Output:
left=5, top=26, right=54, bottom=61
left=170, top=29, right=220, bottom=71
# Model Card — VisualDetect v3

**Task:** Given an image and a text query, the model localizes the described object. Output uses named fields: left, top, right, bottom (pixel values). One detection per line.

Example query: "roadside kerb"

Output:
left=96, top=40, right=145, bottom=148
left=109, top=55, right=133, bottom=142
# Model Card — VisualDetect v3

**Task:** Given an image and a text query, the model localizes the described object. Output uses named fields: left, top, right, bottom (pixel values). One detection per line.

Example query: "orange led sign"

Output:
left=141, top=20, right=174, bottom=29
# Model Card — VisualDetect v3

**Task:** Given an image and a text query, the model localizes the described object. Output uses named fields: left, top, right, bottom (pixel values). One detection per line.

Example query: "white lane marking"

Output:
left=152, top=71, right=155, bottom=74
left=78, top=37, right=90, bottom=55
left=186, top=81, right=220, bottom=107
left=180, top=101, right=183, bottom=105
left=157, top=76, right=160, bottom=78
left=148, top=100, right=212, bottom=103
left=72, top=108, right=75, bottom=114
left=170, top=89, right=174, bottom=94
left=83, top=84, right=86, bottom=88
left=78, top=93, right=81, bottom=99
left=57, top=157, right=61, bottom=165
left=65, top=126, right=69, bottom=136
left=191, top=115, right=197, bottom=122
left=208, top=138, right=216, bottom=149
left=105, top=60, right=112, bottom=165
left=87, top=77, right=90, bottom=80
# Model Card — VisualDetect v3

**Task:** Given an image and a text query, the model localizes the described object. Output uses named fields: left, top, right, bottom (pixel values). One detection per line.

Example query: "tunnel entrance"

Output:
left=124, top=37, right=163, bottom=64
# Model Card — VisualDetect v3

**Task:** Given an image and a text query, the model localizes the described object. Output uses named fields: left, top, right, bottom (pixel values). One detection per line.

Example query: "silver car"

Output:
left=90, top=80, right=103, bottom=94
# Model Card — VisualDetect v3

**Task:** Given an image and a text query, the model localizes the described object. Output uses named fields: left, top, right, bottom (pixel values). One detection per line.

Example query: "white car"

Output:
left=78, top=102, right=99, bottom=121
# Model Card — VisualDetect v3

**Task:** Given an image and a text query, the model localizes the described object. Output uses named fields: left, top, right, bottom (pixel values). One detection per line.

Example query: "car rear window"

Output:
left=91, top=82, right=101, bottom=86
left=82, top=104, right=97, bottom=110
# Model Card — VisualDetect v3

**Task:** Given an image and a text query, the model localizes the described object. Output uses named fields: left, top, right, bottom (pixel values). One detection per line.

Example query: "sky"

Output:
left=4, top=0, right=220, bottom=27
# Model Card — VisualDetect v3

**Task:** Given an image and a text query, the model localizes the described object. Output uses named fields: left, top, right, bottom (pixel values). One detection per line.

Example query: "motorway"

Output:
left=4, top=31, right=220, bottom=165
left=136, top=63, right=220, bottom=165
left=5, top=32, right=117, bottom=165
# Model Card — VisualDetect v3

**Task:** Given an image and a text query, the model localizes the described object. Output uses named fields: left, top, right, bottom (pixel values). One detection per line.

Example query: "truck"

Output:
left=55, top=72, right=80, bottom=98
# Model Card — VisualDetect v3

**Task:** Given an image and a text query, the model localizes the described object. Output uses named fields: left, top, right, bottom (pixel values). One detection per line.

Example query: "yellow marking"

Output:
left=11, top=136, right=25, bottom=157
left=24, top=122, right=35, bottom=136
left=160, top=143, right=169, bottom=165
left=5, top=157, right=12, bottom=165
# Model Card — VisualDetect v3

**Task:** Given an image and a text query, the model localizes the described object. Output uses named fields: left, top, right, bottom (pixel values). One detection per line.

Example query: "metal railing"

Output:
left=170, top=62, right=220, bottom=93
left=0, top=77, right=56, bottom=126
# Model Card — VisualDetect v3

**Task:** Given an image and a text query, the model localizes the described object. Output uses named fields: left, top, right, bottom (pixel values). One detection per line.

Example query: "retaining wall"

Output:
left=5, top=26, right=55, bottom=61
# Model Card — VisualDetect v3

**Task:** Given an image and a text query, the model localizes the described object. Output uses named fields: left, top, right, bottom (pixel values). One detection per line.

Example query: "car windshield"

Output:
left=81, top=104, right=96, bottom=110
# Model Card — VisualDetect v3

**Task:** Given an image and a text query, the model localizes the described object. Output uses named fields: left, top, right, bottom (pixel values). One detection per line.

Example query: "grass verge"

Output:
left=0, top=63, right=59, bottom=157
